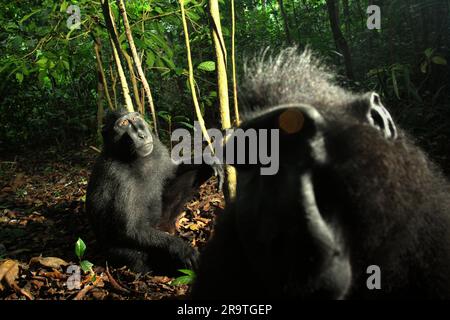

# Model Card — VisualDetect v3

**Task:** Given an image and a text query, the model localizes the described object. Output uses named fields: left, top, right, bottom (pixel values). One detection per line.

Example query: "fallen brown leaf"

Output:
left=40, top=269, right=66, bottom=280
left=10, top=173, right=26, bottom=191
left=29, top=256, right=69, bottom=269
left=0, top=259, right=34, bottom=300
left=0, top=259, right=18, bottom=286
left=152, top=276, right=171, bottom=284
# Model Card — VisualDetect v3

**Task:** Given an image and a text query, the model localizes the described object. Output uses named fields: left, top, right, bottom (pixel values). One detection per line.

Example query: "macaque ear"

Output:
left=354, top=92, right=397, bottom=140
left=223, top=104, right=327, bottom=170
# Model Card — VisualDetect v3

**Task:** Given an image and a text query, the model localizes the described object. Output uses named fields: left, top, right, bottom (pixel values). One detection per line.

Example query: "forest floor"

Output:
left=0, top=146, right=224, bottom=300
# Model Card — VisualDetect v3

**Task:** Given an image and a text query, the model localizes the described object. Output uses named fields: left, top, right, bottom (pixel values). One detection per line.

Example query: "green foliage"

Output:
left=75, top=238, right=93, bottom=274
left=0, top=0, right=448, bottom=170
left=0, top=0, right=215, bottom=148
left=75, top=238, right=86, bottom=260
left=197, top=61, right=216, bottom=72
left=170, top=269, right=196, bottom=286
left=80, top=260, right=94, bottom=273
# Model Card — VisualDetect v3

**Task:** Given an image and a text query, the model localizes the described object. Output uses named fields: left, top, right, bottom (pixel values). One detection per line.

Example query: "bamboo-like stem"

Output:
left=209, top=0, right=230, bottom=129
left=140, top=86, right=145, bottom=115
left=109, top=61, right=118, bottom=109
left=231, top=0, right=240, bottom=125
left=101, top=0, right=134, bottom=112
left=209, top=0, right=236, bottom=200
left=93, top=37, right=114, bottom=110
left=123, top=50, right=143, bottom=113
left=179, top=0, right=214, bottom=153
left=110, top=38, right=134, bottom=111
left=117, top=0, right=159, bottom=136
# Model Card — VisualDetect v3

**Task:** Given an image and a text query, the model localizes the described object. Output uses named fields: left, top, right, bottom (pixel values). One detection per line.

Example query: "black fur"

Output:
left=86, top=109, right=222, bottom=275
left=192, top=48, right=450, bottom=299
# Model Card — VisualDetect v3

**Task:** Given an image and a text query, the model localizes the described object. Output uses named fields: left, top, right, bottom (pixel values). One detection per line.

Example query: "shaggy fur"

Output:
left=86, top=110, right=217, bottom=275
left=192, top=48, right=450, bottom=299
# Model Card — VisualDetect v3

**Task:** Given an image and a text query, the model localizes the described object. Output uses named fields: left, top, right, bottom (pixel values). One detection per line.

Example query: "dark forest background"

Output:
left=0, top=1, right=449, bottom=168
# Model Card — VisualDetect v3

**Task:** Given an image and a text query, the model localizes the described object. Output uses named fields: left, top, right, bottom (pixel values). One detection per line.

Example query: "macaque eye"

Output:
left=120, top=119, right=129, bottom=127
left=278, top=109, right=305, bottom=134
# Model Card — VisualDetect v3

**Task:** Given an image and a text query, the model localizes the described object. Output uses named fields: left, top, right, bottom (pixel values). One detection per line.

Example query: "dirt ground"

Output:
left=0, top=147, right=224, bottom=300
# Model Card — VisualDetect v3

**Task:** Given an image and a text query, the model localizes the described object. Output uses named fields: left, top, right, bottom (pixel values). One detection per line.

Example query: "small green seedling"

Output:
left=75, top=238, right=94, bottom=279
left=170, top=269, right=196, bottom=286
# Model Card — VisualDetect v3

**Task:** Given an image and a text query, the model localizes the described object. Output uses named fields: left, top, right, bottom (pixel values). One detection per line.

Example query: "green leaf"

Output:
left=170, top=276, right=193, bottom=286
left=420, top=61, right=428, bottom=74
left=161, top=56, right=176, bottom=69
left=221, top=27, right=230, bottom=37
left=177, top=122, right=194, bottom=129
left=60, top=1, right=68, bottom=12
left=170, top=269, right=196, bottom=285
left=16, top=73, right=24, bottom=83
left=197, top=61, right=215, bottom=72
left=424, top=48, right=434, bottom=58
left=175, top=68, right=185, bottom=76
left=186, top=10, right=200, bottom=22
left=19, top=9, right=42, bottom=25
left=155, top=57, right=166, bottom=69
left=158, top=111, right=171, bottom=122
left=173, top=115, right=190, bottom=122
left=62, top=60, right=70, bottom=70
left=149, top=33, right=168, bottom=49
left=37, top=57, right=48, bottom=68
left=177, top=269, right=195, bottom=276
left=75, top=238, right=86, bottom=260
left=146, top=51, right=156, bottom=68
left=431, top=56, right=447, bottom=65
left=80, top=260, right=94, bottom=273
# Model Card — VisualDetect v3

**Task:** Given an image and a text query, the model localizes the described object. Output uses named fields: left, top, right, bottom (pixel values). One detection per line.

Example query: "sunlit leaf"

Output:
left=36, top=57, right=48, bottom=68
left=170, top=275, right=192, bottom=285
left=16, top=72, right=23, bottom=83
left=197, top=61, right=215, bottom=72
left=75, top=238, right=86, bottom=260
left=80, top=260, right=93, bottom=273
left=178, top=269, right=195, bottom=277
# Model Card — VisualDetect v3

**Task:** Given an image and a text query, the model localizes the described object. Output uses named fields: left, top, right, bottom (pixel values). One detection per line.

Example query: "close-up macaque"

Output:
left=0, top=0, right=449, bottom=314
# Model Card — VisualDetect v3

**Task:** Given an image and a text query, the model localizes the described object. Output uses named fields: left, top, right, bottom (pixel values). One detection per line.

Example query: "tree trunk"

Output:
left=93, top=36, right=113, bottom=110
left=122, top=50, right=143, bottom=113
left=179, top=0, right=213, bottom=149
left=342, top=0, right=350, bottom=36
left=277, top=0, right=293, bottom=44
left=209, top=0, right=237, bottom=201
left=326, top=0, right=355, bottom=80
left=100, top=0, right=134, bottom=112
left=231, top=0, right=240, bottom=125
left=354, top=0, right=366, bottom=30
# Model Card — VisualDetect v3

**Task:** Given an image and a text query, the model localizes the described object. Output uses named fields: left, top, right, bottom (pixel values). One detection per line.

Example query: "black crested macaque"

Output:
left=86, top=110, right=223, bottom=275
left=192, top=48, right=450, bottom=299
